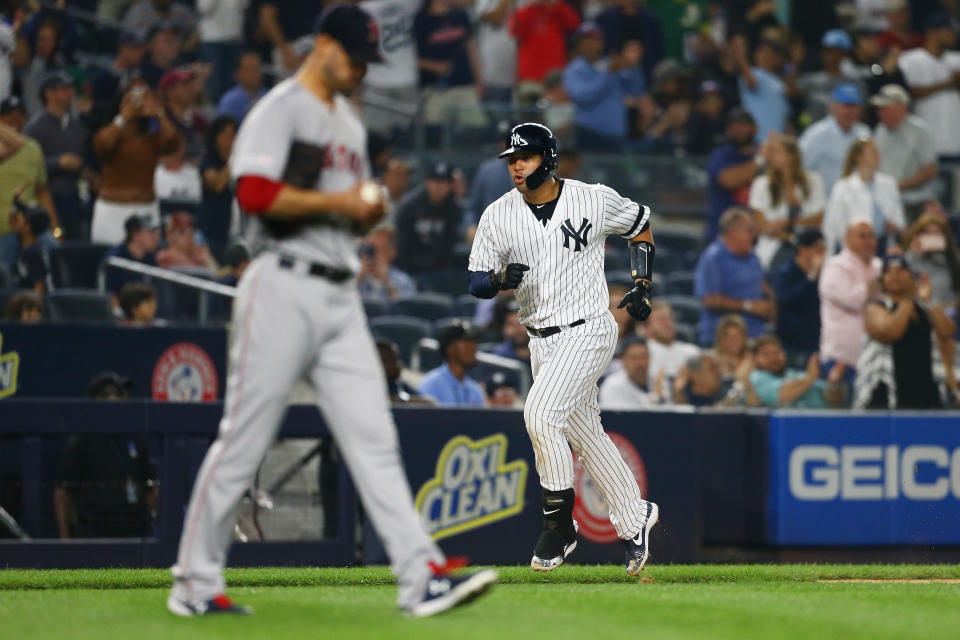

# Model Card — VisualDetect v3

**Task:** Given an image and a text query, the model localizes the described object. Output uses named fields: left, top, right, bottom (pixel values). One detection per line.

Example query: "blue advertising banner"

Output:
left=390, top=408, right=699, bottom=565
left=768, top=412, right=960, bottom=545
left=0, top=323, right=227, bottom=401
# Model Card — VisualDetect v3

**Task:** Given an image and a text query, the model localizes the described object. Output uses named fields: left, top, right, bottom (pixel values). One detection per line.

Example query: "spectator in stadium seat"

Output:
left=595, top=0, right=664, bottom=84
left=3, top=291, right=43, bottom=322
left=216, top=50, right=265, bottom=125
left=414, top=0, right=485, bottom=130
left=539, top=69, right=576, bottom=141
left=199, top=115, right=238, bottom=256
left=705, top=108, right=762, bottom=243
left=356, top=224, right=416, bottom=304
left=139, top=22, right=183, bottom=88
left=733, top=35, right=790, bottom=143
left=799, top=84, right=870, bottom=196
left=897, top=13, right=960, bottom=158
left=823, top=136, right=904, bottom=255
left=645, top=302, right=700, bottom=382
left=419, top=322, right=486, bottom=407
left=394, top=161, right=461, bottom=274
left=118, top=281, right=159, bottom=325
left=89, top=31, right=147, bottom=130
left=695, top=207, right=773, bottom=345
left=0, top=102, right=59, bottom=272
left=156, top=211, right=217, bottom=270
left=750, top=334, right=846, bottom=408
left=9, top=201, right=50, bottom=295
left=773, top=228, right=826, bottom=363
left=511, top=0, right=580, bottom=105
left=563, top=23, right=645, bottom=151
left=819, top=217, right=882, bottom=377
left=844, top=30, right=906, bottom=103
left=475, top=0, right=515, bottom=105
left=357, top=0, right=419, bottom=134
left=376, top=338, right=434, bottom=405
left=197, top=0, right=249, bottom=103
left=599, top=336, right=662, bottom=409
left=465, top=131, right=514, bottom=233
left=104, top=214, right=160, bottom=302
left=55, top=372, right=158, bottom=539
left=797, top=29, right=860, bottom=124
left=871, top=84, right=938, bottom=222
left=713, top=313, right=751, bottom=379
left=855, top=255, right=959, bottom=409
left=684, top=80, right=727, bottom=156
left=489, top=300, right=531, bottom=365
left=123, top=0, right=197, bottom=44
left=154, top=142, right=201, bottom=204
left=160, top=67, right=208, bottom=164
left=877, top=1, right=922, bottom=53
left=485, top=371, right=521, bottom=408
left=901, top=209, right=960, bottom=307
left=24, top=71, right=89, bottom=242
left=749, top=133, right=826, bottom=271
left=91, top=82, right=181, bottom=245
left=216, top=243, right=250, bottom=288
left=254, top=1, right=324, bottom=74
left=670, top=352, right=725, bottom=407
left=379, top=157, right=411, bottom=217
left=20, top=18, right=68, bottom=119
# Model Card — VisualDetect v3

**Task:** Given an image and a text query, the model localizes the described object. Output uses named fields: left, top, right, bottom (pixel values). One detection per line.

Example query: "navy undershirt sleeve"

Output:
left=468, top=270, right=498, bottom=299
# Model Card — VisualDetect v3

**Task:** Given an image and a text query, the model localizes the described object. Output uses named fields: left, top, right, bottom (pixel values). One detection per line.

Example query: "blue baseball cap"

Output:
left=831, top=84, right=861, bottom=105
left=821, top=29, right=852, bottom=51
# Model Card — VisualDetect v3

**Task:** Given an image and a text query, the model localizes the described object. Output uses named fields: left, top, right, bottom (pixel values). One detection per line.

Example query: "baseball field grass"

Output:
left=2, top=564, right=960, bottom=639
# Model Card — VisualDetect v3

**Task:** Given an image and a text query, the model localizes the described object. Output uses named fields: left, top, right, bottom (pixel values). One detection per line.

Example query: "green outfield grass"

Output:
left=1, top=565, right=959, bottom=639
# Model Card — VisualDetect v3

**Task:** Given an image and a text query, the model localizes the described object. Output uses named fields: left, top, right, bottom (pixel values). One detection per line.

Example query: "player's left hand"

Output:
left=617, top=280, right=652, bottom=321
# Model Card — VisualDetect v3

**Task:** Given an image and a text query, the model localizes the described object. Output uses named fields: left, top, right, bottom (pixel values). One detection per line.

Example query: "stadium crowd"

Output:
left=1, top=0, right=960, bottom=411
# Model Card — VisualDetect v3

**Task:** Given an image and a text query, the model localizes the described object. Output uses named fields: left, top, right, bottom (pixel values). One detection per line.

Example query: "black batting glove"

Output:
left=491, top=263, right=530, bottom=290
left=617, top=280, right=652, bottom=321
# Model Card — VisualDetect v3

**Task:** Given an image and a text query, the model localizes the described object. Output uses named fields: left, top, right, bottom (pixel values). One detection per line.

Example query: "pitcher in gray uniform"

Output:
left=167, top=4, right=495, bottom=618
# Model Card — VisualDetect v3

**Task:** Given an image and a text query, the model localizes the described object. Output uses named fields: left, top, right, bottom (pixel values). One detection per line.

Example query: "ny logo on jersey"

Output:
left=510, top=133, right=527, bottom=147
left=560, top=218, right=593, bottom=252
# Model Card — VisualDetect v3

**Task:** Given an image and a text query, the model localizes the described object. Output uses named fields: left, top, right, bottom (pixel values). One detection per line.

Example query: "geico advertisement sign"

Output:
left=790, top=445, right=960, bottom=501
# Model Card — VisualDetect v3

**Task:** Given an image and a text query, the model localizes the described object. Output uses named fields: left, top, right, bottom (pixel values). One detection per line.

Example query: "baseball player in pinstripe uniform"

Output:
left=468, top=123, right=660, bottom=574
left=166, top=4, right=495, bottom=618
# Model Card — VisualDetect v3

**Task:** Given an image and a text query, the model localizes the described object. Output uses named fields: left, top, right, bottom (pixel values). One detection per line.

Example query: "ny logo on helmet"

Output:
left=510, top=133, right=528, bottom=147
left=561, top=218, right=593, bottom=252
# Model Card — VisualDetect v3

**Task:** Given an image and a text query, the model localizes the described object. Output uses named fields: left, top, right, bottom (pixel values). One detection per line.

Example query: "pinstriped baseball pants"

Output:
left=524, top=313, right=647, bottom=539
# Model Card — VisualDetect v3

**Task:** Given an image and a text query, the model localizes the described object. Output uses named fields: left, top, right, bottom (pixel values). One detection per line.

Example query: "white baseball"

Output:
left=360, top=180, right=382, bottom=205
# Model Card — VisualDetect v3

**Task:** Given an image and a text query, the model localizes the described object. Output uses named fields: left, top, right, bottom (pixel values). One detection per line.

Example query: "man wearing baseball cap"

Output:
left=798, top=29, right=859, bottom=123
left=160, top=67, right=207, bottom=163
left=418, top=322, right=486, bottom=407
left=872, top=84, right=938, bottom=220
left=799, top=83, right=870, bottom=194
left=394, top=161, right=462, bottom=274
left=897, top=13, right=960, bottom=156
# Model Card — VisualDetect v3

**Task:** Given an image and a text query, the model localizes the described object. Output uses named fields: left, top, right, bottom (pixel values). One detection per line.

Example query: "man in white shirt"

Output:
left=898, top=13, right=960, bottom=157
left=359, top=0, right=419, bottom=134
left=599, top=337, right=660, bottom=409
left=871, top=84, right=938, bottom=221
left=197, top=0, right=250, bottom=102
left=645, top=302, right=700, bottom=384
left=475, top=0, right=516, bottom=105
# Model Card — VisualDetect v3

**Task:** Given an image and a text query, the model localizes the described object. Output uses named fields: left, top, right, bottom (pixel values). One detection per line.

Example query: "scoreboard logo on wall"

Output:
left=415, top=433, right=528, bottom=540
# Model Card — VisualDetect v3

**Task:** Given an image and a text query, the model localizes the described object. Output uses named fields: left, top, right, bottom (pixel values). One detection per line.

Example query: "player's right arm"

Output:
left=467, top=207, right=526, bottom=298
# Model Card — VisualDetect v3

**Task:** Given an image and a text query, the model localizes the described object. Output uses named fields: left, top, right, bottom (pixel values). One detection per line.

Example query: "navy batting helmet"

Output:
left=498, top=122, right=558, bottom=190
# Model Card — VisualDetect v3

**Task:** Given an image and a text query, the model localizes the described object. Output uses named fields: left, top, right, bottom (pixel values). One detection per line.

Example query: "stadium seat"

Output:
left=655, top=229, right=702, bottom=256
left=49, top=243, right=113, bottom=289
left=455, top=293, right=478, bottom=318
left=45, top=289, right=115, bottom=323
left=660, top=295, right=702, bottom=328
left=362, top=296, right=389, bottom=319
left=665, top=271, right=696, bottom=297
left=417, top=269, right=469, bottom=296
left=391, top=292, right=455, bottom=321
left=369, top=316, right=432, bottom=363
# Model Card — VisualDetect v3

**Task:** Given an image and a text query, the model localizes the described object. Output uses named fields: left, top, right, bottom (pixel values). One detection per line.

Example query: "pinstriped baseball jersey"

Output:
left=230, top=77, right=370, bottom=270
left=469, top=178, right=650, bottom=328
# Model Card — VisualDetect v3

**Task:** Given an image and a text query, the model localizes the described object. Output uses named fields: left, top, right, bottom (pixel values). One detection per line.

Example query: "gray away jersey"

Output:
left=230, top=77, right=370, bottom=271
left=469, top=178, right=650, bottom=328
